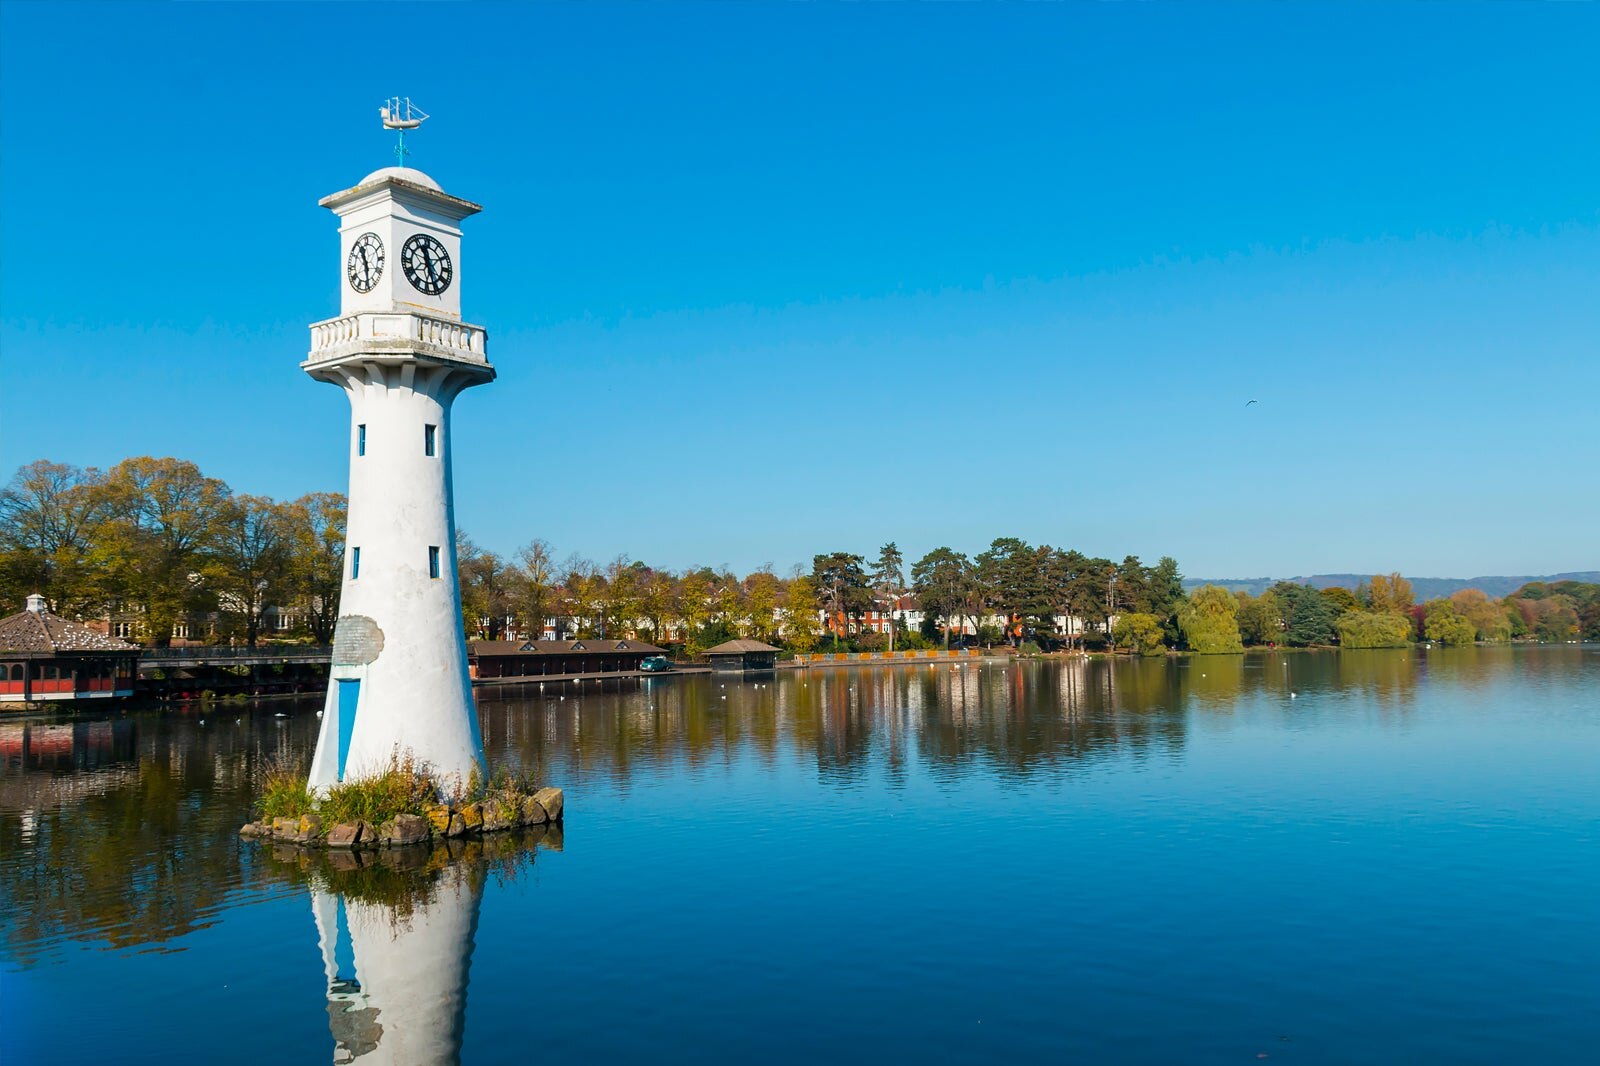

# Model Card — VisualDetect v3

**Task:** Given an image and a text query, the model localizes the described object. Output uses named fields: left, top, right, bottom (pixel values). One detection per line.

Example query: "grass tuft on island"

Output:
left=246, top=751, right=563, bottom=849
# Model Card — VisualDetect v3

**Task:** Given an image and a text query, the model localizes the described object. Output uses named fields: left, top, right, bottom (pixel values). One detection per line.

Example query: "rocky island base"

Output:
left=241, top=756, right=564, bottom=849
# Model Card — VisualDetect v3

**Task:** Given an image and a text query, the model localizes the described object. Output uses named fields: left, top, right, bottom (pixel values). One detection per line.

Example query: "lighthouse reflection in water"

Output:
left=291, top=832, right=550, bottom=1064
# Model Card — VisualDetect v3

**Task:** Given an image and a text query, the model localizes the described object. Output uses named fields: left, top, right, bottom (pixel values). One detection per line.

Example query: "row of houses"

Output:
left=32, top=592, right=1103, bottom=655
left=489, top=596, right=1097, bottom=646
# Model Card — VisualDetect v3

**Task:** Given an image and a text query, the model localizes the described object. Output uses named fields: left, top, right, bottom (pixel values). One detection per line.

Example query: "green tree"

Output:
left=1335, top=609, right=1412, bottom=648
left=1320, top=586, right=1360, bottom=613
left=812, top=552, right=870, bottom=649
left=869, top=542, right=906, bottom=651
left=1235, top=590, right=1283, bottom=645
left=1038, top=547, right=1089, bottom=650
left=1178, top=585, right=1244, bottom=653
left=911, top=547, right=971, bottom=648
left=1071, top=557, right=1117, bottom=642
left=1146, top=556, right=1186, bottom=642
left=1424, top=600, right=1477, bottom=646
left=1111, top=612, right=1166, bottom=656
left=1271, top=581, right=1338, bottom=647
left=975, top=537, right=1045, bottom=644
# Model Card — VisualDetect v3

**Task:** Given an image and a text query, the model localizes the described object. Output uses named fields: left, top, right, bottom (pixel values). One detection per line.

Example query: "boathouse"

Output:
left=468, top=638, right=666, bottom=680
left=703, top=639, right=782, bottom=674
left=0, top=594, right=140, bottom=705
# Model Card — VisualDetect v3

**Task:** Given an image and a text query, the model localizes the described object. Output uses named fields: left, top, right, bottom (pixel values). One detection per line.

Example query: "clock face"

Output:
left=346, top=233, right=384, bottom=293
left=401, top=233, right=453, bottom=295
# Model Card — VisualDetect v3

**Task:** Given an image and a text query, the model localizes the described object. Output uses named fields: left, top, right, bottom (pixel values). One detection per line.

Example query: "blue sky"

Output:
left=2, top=2, right=1596, bottom=579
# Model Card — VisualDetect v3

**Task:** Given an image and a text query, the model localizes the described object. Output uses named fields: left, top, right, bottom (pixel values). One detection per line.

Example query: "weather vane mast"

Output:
left=379, top=96, right=429, bottom=167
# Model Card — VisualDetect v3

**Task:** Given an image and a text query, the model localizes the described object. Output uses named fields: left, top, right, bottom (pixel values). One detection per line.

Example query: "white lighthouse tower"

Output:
left=305, top=105, right=491, bottom=791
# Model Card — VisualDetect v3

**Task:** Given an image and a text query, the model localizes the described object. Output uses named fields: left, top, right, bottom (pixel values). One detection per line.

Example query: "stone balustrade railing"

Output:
left=307, top=312, right=489, bottom=364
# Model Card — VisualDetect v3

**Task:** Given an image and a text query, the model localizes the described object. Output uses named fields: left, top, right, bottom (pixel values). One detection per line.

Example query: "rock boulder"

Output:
left=378, top=813, right=429, bottom=847
left=532, top=787, right=564, bottom=823
left=326, top=822, right=364, bottom=848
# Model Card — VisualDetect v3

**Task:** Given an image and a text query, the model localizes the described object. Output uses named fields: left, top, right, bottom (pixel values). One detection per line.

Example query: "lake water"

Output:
left=3, top=647, right=1597, bottom=1064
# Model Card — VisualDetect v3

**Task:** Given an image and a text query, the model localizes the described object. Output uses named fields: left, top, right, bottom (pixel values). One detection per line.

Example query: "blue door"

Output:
left=336, top=679, right=360, bottom=780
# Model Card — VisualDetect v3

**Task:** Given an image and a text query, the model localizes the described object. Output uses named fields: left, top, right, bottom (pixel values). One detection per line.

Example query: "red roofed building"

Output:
left=0, top=594, right=140, bottom=706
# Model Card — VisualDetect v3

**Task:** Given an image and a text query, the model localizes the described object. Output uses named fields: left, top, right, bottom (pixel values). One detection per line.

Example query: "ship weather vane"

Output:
left=379, top=96, right=429, bottom=167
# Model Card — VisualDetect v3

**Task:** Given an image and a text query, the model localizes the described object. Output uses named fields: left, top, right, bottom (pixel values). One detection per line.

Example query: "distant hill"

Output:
left=1185, top=572, right=1600, bottom=599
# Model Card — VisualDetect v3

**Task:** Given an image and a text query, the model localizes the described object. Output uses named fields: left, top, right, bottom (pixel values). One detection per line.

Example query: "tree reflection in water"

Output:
left=0, top=647, right=1549, bottom=971
left=0, top=708, right=317, bottom=964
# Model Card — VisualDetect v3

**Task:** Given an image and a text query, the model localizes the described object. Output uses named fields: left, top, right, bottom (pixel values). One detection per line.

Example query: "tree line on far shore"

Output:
left=0, top=459, right=343, bottom=645
left=3, top=457, right=1595, bottom=653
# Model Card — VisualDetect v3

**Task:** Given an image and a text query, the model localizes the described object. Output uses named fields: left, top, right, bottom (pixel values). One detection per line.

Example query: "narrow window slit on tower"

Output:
left=352, top=547, right=361, bottom=580
left=424, top=424, right=437, bottom=456
left=357, top=424, right=367, bottom=456
left=428, top=546, right=441, bottom=579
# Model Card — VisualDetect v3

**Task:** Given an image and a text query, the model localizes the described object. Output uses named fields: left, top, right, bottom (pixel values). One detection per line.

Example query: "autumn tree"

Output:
left=781, top=573, right=821, bottom=653
left=600, top=557, right=643, bottom=638
left=745, top=568, right=782, bottom=643
left=635, top=566, right=677, bottom=645
left=281, top=492, right=345, bottom=644
left=1448, top=588, right=1511, bottom=642
left=1505, top=592, right=1581, bottom=642
left=91, top=458, right=232, bottom=645
left=676, top=567, right=720, bottom=653
left=458, top=532, right=516, bottom=640
left=561, top=556, right=603, bottom=638
left=0, top=460, right=107, bottom=615
left=512, top=539, right=558, bottom=640
left=1365, top=573, right=1415, bottom=614
left=211, top=494, right=289, bottom=646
